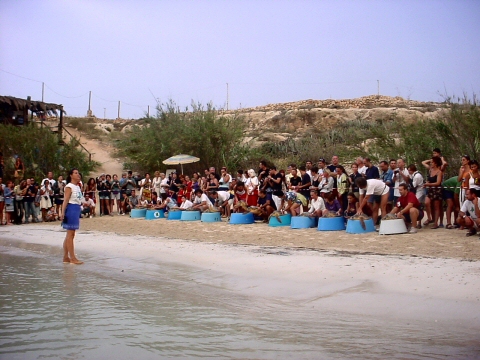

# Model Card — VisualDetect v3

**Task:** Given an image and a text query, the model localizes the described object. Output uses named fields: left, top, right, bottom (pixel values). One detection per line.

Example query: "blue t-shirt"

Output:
left=365, top=166, right=380, bottom=180
left=258, top=193, right=276, bottom=210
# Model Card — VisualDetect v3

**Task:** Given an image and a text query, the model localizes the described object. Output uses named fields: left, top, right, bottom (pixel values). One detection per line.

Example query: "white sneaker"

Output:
left=409, top=228, right=418, bottom=234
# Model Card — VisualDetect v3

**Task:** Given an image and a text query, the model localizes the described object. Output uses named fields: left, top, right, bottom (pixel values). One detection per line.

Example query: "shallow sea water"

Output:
left=0, top=238, right=479, bottom=360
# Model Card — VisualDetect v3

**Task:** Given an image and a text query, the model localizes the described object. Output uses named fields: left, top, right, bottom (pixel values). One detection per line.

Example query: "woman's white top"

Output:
left=245, top=176, right=259, bottom=194
left=152, top=177, right=162, bottom=189
left=66, top=183, right=84, bottom=205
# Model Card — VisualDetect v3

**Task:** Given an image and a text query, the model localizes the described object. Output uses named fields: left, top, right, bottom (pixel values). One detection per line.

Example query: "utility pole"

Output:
left=87, top=91, right=93, bottom=117
left=147, top=105, right=150, bottom=118
left=226, top=83, right=229, bottom=110
left=104, top=108, right=106, bottom=120
left=117, top=101, right=121, bottom=120
left=377, top=80, right=380, bottom=96
left=42, top=82, right=45, bottom=102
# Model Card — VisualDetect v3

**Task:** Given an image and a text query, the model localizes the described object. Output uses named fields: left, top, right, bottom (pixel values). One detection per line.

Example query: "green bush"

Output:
left=0, top=124, right=98, bottom=181
left=117, top=101, right=255, bottom=173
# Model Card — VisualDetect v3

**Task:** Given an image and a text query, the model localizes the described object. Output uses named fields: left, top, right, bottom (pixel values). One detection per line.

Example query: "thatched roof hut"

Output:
left=0, top=95, right=65, bottom=140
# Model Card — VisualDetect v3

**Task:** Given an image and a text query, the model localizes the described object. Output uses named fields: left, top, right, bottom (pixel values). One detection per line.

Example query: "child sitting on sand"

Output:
left=46, top=206, right=58, bottom=222
left=138, top=195, right=149, bottom=208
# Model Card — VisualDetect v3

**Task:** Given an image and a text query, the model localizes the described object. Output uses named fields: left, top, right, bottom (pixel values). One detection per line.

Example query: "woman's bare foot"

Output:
left=70, top=259, right=84, bottom=265
left=63, top=258, right=70, bottom=263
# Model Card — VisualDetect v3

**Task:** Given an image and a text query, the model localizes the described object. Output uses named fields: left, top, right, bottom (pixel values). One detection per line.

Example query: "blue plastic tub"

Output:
left=346, top=218, right=375, bottom=234
left=145, top=209, right=165, bottom=220
left=167, top=210, right=182, bottom=220
left=291, top=216, right=316, bottom=229
left=201, top=212, right=221, bottom=222
left=130, top=208, right=147, bottom=218
left=180, top=211, right=201, bottom=221
left=318, top=216, right=346, bottom=231
left=230, top=212, right=255, bottom=224
left=268, top=213, right=292, bottom=227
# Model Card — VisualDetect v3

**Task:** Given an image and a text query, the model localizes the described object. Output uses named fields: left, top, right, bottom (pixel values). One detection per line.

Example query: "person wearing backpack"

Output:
left=407, top=165, right=425, bottom=203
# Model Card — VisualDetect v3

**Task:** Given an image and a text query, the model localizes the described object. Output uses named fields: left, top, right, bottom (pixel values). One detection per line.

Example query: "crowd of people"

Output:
left=1, top=148, right=479, bottom=236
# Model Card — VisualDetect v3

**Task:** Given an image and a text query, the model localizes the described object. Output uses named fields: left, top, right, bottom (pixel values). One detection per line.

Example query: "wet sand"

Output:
left=1, top=223, right=480, bottom=358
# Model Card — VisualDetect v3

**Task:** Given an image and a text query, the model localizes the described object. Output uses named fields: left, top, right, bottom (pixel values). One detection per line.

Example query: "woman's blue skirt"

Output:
left=63, top=204, right=81, bottom=230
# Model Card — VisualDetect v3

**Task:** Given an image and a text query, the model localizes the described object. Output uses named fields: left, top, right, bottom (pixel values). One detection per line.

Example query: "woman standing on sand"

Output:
left=59, top=169, right=84, bottom=265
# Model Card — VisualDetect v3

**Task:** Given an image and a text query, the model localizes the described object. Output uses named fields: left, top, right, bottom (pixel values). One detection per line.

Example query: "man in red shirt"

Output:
left=390, top=183, right=424, bottom=233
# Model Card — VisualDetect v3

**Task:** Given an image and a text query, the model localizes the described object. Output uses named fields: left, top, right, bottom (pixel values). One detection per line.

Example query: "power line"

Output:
left=44, top=84, right=89, bottom=99
left=0, top=68, right=42, bottom=83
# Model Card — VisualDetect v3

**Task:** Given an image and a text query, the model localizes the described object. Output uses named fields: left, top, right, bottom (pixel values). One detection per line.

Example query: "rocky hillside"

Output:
left=220, top=95, right=444, bottom=144
left=65, top=95, right=446, bottom=146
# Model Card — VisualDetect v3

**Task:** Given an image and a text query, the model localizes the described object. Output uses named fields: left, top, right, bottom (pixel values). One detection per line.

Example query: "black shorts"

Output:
left=404, top=209, right=424, bottom=223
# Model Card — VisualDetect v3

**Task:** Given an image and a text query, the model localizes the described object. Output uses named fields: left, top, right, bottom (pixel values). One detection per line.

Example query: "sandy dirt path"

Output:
left=64, top=126, right=124, bottom=176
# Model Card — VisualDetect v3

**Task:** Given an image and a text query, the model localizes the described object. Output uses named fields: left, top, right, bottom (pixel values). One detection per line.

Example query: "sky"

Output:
left=1, top=0, right=479, bottom=119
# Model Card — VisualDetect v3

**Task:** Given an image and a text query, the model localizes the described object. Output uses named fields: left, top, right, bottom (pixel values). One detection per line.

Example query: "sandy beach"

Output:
left=30, top=215, right=480, bottom=261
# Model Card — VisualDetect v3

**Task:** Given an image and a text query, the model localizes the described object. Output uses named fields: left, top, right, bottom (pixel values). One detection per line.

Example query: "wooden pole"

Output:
left=58, top=106, right=64, bottom=144
left=117, top=101, right=121, bottom=120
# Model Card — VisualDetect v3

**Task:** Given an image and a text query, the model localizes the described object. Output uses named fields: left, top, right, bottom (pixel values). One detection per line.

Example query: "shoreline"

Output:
left=2, top=222, right=480, bottom=359
left=27, top=215, right=480, bottom=261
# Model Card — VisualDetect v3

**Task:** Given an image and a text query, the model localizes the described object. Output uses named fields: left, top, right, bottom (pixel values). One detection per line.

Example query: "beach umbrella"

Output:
left=162, top=154, right=200, bottom=174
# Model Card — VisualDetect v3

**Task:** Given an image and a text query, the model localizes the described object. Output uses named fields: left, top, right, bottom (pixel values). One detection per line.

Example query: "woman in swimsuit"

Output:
left=463, top=160, right=480, bottom=191
left=424, top=157, right=443, bottom=229
left=457, top=154, right=471, bottom=205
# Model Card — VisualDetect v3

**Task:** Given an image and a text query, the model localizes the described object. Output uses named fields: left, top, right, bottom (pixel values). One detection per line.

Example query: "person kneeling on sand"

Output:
left=389, top=184, right=424, bottom=233
left=457, top=189, right=480, bottom=236
left=192, top=189, right=213, bottom=212
left=156, top=193, right=177, bottom=211
left=323, top=192, right=342, bottom=217
left=45, top=206, right=58, bottom=222
left=257, top=189, right=276, bottom=221
left=81, top=194, right=95, bottom=218
left=283, top=191, right=307, bottom=216
left=209, top=190, right=233, bottom=218
left=308, top=189, right=325, bottom=218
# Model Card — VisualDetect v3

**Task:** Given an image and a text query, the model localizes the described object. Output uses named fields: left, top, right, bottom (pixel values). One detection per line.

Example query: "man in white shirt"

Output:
left=457, top=189, right=480, bottom=236
left=308, top=189, right=326, bottom=218
left=407, top=164, right=425, bottom=203
left=209, top=190, right=233, bottom=217
left=42, top=171, right=56, bottom=187
left=160, top=174, right=170, bottom=194
left=192, top=189, right=213, bottom=212
left=393, top=158, right=410, bottom=200
left=356, top=157, right=367, bottom=176
left=356, top=177, right=390, bottom=226
left=319, top=171, right=334, bottom=195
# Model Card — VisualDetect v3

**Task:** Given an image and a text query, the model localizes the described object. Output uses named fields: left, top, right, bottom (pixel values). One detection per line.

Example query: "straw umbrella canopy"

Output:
left=162, top=154, right=200, bottom=174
